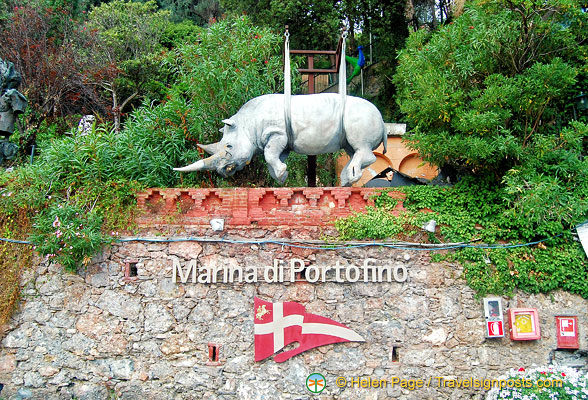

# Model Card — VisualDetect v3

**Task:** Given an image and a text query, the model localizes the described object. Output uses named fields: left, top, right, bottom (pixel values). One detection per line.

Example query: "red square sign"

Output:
left=487, top=320, right=504, bottom=337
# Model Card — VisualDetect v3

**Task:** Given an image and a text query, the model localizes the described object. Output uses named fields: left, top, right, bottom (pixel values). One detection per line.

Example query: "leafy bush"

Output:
left=0, top=15, right=303, bottom=283
left=395, top=0, right=587, bottom=176
left=336, top=190, right=427, bottom=240
left=458, top=238, right=588, bottom=298
left=160, top=19, right=203, bottom=48
left=164, top=16, right=284, bottom=140
left=39, top=103, right=201, bottom=187
left=334, top=178, right=588, bottom=299
left=0, top=158, right=141, bottom=268
left=393, top=1, right=588, bottom=239
left=124, top=15, right=301, bottom=187
left=86, top=0, right=171, bottom=131
left=502, top=121, right=588, bottom=240
left=29, top=203, right=107, bottom=271
left=379, top=0, right=588, bottom=299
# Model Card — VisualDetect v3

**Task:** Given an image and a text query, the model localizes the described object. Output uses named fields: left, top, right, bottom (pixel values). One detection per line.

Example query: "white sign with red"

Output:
left=559, top=318, right=575, bottom=337
left=487, top=320, right=504, bottom=337
left=483, top=297, right=505, bottom=338
left=254, top=297, right=364, bottom=362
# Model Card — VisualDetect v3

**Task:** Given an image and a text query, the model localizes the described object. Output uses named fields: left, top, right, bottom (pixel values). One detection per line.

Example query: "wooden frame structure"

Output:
left=289, top=35, right=344, bottom=187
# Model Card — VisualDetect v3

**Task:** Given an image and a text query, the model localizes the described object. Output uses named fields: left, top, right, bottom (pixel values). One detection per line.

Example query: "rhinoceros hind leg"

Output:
left=341, top=149, right=376, bottom=186
left=340, top=146, right=355, bottom=186
left=264, top=134, right=289, bottom=184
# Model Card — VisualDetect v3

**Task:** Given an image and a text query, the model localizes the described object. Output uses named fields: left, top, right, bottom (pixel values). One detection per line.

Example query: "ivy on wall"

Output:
left=335, top=179, right=588, bottom=299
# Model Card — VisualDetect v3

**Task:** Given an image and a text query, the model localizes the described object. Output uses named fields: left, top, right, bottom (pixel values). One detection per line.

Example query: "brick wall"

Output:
left=137, top=187, right=406, bottom=227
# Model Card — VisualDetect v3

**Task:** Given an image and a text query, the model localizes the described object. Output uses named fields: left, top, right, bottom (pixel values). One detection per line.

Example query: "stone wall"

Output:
left=1, top=225, right=586, bottom=400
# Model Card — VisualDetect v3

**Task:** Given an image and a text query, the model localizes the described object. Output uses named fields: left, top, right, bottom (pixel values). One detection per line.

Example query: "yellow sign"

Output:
left=514, top=313, right=533, bottom=333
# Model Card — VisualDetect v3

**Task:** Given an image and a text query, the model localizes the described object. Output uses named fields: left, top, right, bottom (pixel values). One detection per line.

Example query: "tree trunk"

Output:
left=430, top=0, right=437, bottom=29
left=405, top=0, right=416, bottom=31
left=112, top=90, right=120, bottom=133
left=114, top=91, right=138, bottom=133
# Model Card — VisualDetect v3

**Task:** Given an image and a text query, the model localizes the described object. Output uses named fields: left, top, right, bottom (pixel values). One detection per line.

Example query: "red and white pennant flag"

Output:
left=254, top=297, right=365, bottom=362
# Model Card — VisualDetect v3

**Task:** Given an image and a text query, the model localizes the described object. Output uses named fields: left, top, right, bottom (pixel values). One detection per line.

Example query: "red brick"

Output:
left=136, top=187, right=407, bottom=228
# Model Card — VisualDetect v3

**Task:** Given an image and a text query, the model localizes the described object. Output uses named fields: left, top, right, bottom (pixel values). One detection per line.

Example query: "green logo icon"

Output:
left=306, top=372, right=326, bottom=394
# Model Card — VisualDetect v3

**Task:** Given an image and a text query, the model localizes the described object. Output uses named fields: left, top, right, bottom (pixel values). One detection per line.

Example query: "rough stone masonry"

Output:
left=0, top=226, right=586, bottom=400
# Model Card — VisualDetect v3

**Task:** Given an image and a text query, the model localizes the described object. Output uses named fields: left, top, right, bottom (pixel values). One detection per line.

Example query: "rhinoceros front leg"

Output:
left=340, top=148, right=376, bottom=187
left=264, top=134, right=289, bottom=184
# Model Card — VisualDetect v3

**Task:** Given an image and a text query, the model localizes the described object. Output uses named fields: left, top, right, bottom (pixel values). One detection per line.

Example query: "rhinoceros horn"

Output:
left=198, top=141, right=222, bottom=155
left=173, top=151, right=223, bottom=172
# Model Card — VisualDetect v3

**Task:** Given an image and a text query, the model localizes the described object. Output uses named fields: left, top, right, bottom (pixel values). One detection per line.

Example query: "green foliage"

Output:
left=20, top=175, right=138, bottom=273
left=334, top=178, right=588, bottom=299
left=0, top=149, right=142, bottom=272
left=86, top=0, right=171, bottom=130
left=403, top=177, right=510, bottom=242
left=336, top=206, right=425, bottom=240
left=316, top=153, right=338, bottom=187
left=384, top=0, right=588, bottom=299
left=395, top=0, right=588, bottom=176
left=158, top=16, right=291, bottom=186
left=88, top=1, right=169, bottom=57
left=160, top=19, right=204, bottom=48
left=30, top=203, right=108, bottom=272
left=0, top=164, right=51, bottom=215
left=460, top=237, right=588, bottom=298
left=502, top=121, right=588, bottom=240
left=221, top=0, right=339, bottom=50
left=0, top=121, right=144, bottom=274
left=164, top=16, right=284, bottom=138
left=158, top=0, right=222, bottom=25
left=222, top=0, right=410, bottom=53
left=39, top=104, right=200, bottom=187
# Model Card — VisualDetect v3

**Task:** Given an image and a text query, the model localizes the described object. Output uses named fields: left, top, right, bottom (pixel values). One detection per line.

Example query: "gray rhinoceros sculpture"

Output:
left=174, top=93, right=386, bottom=186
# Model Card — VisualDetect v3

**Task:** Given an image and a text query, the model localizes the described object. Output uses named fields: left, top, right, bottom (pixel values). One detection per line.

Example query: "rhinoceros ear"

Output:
left=222, top=118, right=235, bottom=127
left=198, top=141, right=222, bottom=155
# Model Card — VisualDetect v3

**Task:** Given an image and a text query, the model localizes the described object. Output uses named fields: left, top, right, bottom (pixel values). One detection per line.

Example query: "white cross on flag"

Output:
left=254, top=297, right=365, bottom=362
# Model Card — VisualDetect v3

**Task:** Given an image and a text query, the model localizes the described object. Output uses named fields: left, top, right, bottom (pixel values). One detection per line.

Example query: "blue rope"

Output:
left=0, top=237, right=33, bottom=244
left=2, top=221, right=583, bottom=252
left=116, top=233, right=562, bottom=252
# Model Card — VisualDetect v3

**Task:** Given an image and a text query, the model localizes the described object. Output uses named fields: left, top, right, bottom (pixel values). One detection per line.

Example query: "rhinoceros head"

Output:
left=173, top=118, right=255, bottom=178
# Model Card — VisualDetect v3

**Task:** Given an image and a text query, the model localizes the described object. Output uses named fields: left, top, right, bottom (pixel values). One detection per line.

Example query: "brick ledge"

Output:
left=137, top=187, right=405, bottom=227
